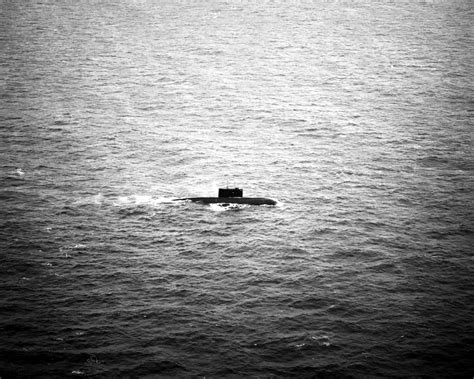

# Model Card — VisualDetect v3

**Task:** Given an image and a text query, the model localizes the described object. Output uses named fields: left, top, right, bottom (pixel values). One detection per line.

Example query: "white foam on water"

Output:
left=111, top=194, right=183, bottom=207
left=209, top=203, right=249, bottom=212
left=153, top=196, right=183, bottom=205
left=93, top=193, right=104, bottom=205
left=133, top=194, right=153, bottom=205
left=275, top=199, right=285, bottom=208
left=113, top=196, right=130, bottom=206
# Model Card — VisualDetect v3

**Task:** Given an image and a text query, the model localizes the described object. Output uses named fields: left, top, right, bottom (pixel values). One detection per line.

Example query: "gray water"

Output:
left=1, top=1, right=473, bottom=377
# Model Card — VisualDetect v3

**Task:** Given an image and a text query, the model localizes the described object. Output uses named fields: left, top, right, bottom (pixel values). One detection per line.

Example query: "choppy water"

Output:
left=1, top=1, right=473, bottom=377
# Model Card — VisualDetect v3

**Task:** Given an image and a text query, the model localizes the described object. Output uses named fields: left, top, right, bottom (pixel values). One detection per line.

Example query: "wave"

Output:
left=75, top=194, right=183, bottom=208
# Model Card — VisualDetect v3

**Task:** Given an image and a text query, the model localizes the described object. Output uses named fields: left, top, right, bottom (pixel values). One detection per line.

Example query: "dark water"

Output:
left=1, top=1, right=473, bottom=377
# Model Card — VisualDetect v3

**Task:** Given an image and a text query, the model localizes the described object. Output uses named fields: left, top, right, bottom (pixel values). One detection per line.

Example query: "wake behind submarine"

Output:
left=176, top=187, right=276, bottom=206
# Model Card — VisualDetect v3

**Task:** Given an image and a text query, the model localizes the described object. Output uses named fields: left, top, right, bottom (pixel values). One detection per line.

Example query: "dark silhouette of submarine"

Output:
left=177, top=188, right=276, bottom=206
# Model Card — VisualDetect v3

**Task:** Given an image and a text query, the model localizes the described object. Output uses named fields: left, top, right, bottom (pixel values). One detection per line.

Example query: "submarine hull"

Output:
left=179, top=197, right=276, bottom=206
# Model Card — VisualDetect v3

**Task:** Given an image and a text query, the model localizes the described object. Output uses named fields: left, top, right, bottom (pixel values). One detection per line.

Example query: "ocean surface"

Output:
left=1, top=0, right=473, bottom=377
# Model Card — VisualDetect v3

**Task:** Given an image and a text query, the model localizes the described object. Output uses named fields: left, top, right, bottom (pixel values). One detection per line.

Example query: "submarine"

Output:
left=177, top=188, right=276, bottom=206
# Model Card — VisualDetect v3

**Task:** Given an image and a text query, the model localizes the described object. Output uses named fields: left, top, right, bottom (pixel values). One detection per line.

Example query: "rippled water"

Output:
left=1, top=1, right=473, bottom=377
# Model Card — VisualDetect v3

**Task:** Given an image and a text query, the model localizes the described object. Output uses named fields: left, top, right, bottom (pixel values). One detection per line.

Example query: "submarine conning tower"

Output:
left=218, top=188, right=243, bottom=198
